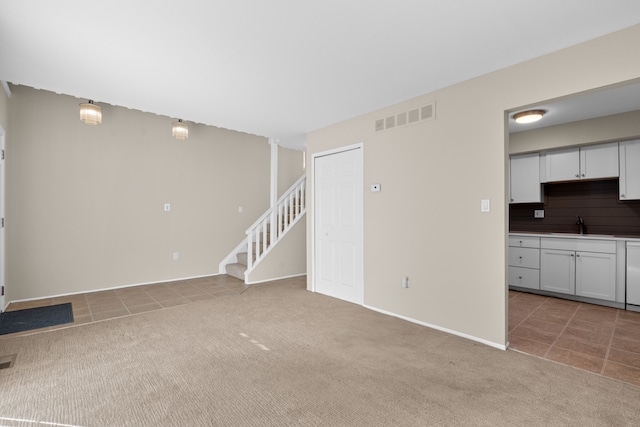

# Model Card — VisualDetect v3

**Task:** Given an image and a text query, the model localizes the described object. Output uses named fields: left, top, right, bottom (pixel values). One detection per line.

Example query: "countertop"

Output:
left=510, top=232, right=640, bottom=243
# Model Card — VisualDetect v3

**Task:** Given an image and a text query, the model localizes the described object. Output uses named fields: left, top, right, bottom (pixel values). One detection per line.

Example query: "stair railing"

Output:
left=246, top=174, right=306, bottom=272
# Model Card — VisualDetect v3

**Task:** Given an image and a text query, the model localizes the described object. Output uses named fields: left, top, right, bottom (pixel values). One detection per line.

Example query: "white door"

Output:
left=0, top=126, right=5, bottom=311
left=314, top=146, right=363, bottom=305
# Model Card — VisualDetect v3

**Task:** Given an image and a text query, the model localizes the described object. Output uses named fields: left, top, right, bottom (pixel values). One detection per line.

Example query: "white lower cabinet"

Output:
left=575, top=251, right=616, bottom=301
left=540, top=238, right=617, bottom=301
left=509, top=266, right=540, bottom=290
left=508, top=236, right=540, bottom=290
left=540, top=249, right=575, bottom=295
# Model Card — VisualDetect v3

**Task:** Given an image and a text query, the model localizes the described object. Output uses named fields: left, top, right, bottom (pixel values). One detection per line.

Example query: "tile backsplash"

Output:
left=509, top=179, right=640, bottom=236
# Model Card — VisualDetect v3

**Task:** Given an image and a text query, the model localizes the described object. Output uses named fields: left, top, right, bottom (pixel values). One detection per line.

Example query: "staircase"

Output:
left=225, top=252, right=251, bottom=281
left=223, top=175, right=306, bottom=281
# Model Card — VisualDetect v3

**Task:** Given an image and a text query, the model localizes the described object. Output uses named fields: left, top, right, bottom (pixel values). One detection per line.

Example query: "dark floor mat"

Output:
left=0, top=303, right=73, bottom=335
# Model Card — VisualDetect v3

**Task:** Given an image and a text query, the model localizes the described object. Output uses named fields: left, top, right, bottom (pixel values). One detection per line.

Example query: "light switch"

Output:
left=481, top=199, right=490, bottom=212
left=371, top=183, right=381, bottom=192
left=534, top=209, right=544, bottom=218
left=164, top=203, right=171, bottom=212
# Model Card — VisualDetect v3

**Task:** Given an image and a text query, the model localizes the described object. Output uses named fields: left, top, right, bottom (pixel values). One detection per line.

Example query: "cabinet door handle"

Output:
left=621, top=194, right=626, bottom=198
left=576, top=254, right=580, bottom=257
left=581, top=174, right=585, bottom=177
left=575, top=174, right=580, bottom=178
left=571, top=254, right=574, bottom=257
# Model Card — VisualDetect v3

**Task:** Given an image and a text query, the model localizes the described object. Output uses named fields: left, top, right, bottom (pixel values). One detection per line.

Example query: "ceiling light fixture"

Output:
left=513, top=109, right=545, bottom=124
left=79, top=100, right=102, bottom=125
left=172, top=119, right=188, bottom=140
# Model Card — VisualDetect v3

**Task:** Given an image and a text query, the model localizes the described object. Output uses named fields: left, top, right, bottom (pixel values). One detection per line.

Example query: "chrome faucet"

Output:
left=576, top=216, right=585, bottom=235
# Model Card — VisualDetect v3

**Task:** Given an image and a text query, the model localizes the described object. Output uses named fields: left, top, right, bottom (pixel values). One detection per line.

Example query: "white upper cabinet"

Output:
left=543, top=147, right=580, bottom=182
left=580, top=142, right=619, bottom=180
left=541, top=142, right=619, bottom=183
left=619, top=139, right=640, bottom=200
left=509, top=153, right=543, bottom=204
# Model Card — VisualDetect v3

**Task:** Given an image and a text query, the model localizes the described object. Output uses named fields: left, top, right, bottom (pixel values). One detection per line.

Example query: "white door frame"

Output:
left=311, top=143, right=364, bottom=304
left=0, top=125, right=5, bottom=311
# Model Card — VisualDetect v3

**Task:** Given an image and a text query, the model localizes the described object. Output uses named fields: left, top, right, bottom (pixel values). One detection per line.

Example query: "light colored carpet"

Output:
left=0, top=277, right=639, bottom=426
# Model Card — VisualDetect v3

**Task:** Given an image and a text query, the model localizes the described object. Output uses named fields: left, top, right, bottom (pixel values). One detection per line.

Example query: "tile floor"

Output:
left=509, top=290, right=640, bottom=386
left=1, top=275, right=248, bottom=338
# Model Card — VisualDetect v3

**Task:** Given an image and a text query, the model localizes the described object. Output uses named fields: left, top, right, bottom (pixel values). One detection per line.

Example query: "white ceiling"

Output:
left=1, top=1, right=640, bottom=149
left=509, top=81, right=640, bottom=133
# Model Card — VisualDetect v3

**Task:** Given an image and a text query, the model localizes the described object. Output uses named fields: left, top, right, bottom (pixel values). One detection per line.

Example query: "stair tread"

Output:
left=225, top=262, right=246, bottom=281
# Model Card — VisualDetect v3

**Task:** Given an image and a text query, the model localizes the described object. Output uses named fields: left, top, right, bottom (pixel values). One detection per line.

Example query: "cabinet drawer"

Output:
left=509, top=236, right=541, bottom=249
left=509, top=267, right=540, bottom=290
left=508, top=247, right=540, bottom=269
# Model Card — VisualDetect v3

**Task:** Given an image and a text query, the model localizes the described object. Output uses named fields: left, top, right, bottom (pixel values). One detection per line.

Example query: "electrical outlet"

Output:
left=173, top=252, right=179, bottom=261
left=534, top=209, right=545, bottom=218
left=402, top=276, right=409, bottom=288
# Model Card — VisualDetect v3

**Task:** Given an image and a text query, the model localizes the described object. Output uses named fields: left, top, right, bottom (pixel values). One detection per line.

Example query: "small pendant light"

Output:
left=79, top=100, right=102, bottom=125
left=172, top=119, right=188, bottom=140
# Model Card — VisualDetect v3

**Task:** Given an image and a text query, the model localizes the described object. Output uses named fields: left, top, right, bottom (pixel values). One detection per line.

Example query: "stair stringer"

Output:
left=245, top=212, right=306, bottom=284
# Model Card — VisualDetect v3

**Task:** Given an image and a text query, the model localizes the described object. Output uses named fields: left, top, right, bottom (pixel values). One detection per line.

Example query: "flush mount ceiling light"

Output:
left=172, top=119, right=188, bottom=140
left=513, top=109, right=545, bottom=124
left=79, top=100, right=102, bottom=125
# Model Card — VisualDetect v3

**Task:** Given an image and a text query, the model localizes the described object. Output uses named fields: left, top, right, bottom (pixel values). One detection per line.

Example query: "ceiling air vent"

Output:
left=385, top=116, right=396, bottom=129
left=396, top=112, right=407, bottom=126
left=421, top=104, right=434, bottom=120
left=408, top=109, right=420, bottom=124
left=374, top=101, right=436, bottom=133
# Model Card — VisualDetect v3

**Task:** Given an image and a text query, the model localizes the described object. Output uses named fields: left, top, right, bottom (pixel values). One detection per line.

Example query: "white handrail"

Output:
left=245, top=174, right=306, bottom=273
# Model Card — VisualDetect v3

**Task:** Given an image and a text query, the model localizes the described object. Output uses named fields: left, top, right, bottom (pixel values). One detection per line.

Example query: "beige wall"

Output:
left=6, top=86, right=300, bottom=301
left=278, top=146, right=304, bottom=196
left=306, top=24, right=640, bottom=348
left=510, top=110, right=640, bottom=154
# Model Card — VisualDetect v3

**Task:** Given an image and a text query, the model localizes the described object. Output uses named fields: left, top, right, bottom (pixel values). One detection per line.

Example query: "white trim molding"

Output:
left=363, top=304, right=508, bottom=351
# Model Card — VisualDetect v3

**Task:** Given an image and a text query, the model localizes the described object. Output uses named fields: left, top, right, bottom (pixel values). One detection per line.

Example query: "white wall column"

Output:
left=269, top=138, right=278, bottom=208
left=269, top=139, right=278, bottom=239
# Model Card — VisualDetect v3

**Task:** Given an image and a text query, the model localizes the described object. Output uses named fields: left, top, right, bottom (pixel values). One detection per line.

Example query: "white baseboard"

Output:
left=363, top=304, right=507, bottom=351
left=246, top=272, right=306, bottom=285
